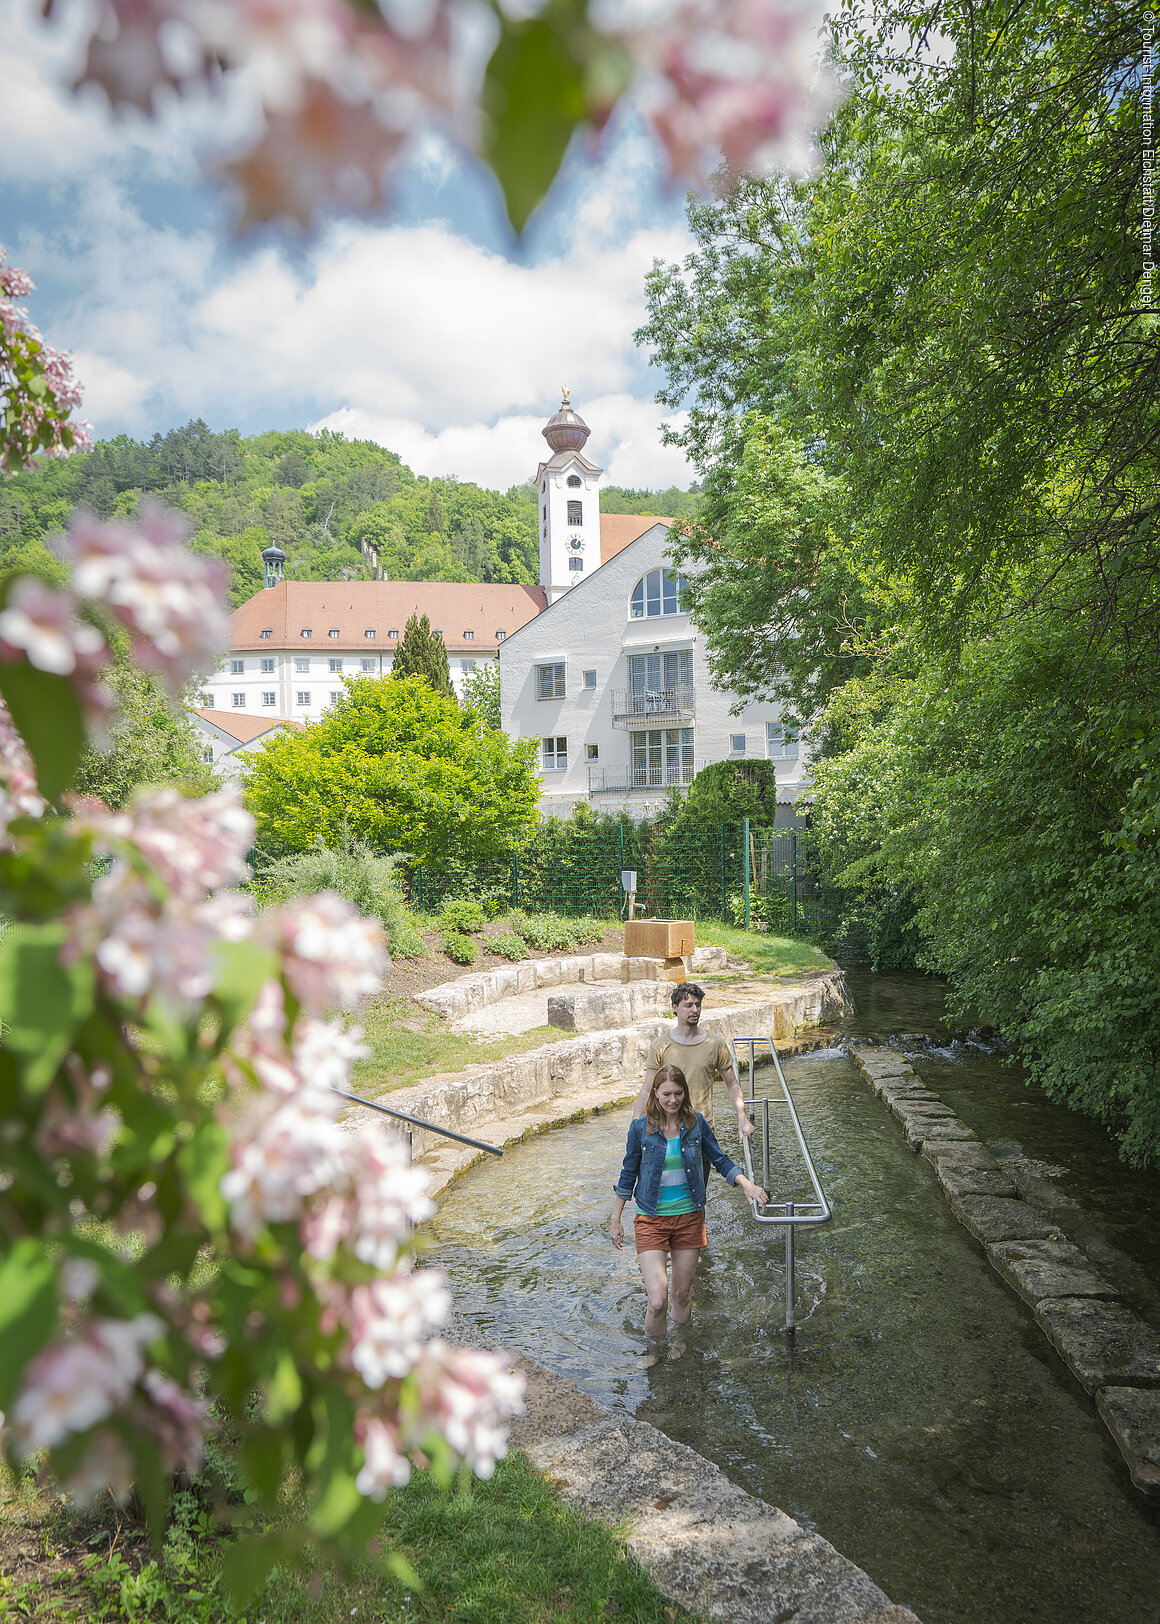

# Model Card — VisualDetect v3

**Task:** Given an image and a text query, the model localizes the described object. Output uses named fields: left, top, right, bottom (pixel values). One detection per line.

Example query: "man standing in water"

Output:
left=632, top=982, right=755, bottom=1143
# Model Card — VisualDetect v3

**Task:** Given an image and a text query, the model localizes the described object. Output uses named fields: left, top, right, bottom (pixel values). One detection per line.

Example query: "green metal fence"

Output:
left=404, top=819, right=841, bottom=939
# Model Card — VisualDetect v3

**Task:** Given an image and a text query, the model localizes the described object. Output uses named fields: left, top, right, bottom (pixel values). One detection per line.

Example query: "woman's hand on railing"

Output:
left=738, top=1175, right=769, bottom=1207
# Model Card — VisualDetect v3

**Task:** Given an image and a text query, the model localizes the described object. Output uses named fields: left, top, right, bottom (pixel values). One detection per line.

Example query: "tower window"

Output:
left=567, top=474, right=581, bottom=488
left=568, top=557, right=583, bottom=572
left=567, top=500, right=582, bottom=525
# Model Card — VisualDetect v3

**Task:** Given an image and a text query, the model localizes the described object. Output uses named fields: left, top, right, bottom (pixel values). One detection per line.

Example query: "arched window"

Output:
left=630, top=569, right=687, bottom=619
left=566, top=474, right=581, bottom=488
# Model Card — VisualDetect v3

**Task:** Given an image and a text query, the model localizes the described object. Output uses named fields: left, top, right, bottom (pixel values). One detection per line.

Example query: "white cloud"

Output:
left=308, top=395, right=693, bottom=491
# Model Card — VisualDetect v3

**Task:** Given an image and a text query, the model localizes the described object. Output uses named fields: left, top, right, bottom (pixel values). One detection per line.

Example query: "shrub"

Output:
left=442, top=930, right=478, bottom=965
left=488, top=932, right=529, bottom=960
left=506, top=912, right=606, bottom=952
left=256, top=837, right=425, bottom=957
left=440, top=896, right=488, bottom=934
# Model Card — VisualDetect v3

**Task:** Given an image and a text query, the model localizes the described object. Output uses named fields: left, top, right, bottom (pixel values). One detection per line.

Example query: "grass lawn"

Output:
left=678, top=922, right=832, bottom=979
left=0, top=1456, right=691, bottom=1624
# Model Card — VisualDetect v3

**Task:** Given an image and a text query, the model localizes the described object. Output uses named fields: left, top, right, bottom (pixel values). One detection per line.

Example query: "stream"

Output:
left=428, top=972, right=1160, bottom=1624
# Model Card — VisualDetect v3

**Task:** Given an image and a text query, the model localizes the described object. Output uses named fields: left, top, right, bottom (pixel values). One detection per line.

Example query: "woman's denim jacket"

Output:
left=614, top=1112, right=741, bottom=1215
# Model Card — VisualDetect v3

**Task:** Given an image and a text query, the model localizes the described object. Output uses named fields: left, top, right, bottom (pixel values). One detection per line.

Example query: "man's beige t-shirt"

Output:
left=646, top=1032, right=733, bottom=1123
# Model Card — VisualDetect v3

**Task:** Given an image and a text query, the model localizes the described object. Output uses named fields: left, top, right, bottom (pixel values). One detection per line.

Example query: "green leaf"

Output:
left=210, top=939, right=281, bottom=1040
left=309, top=1465, right=362, bottom=1538
left=221, top=1533, right=287, bottom=1605
left=265, top=1349, right=303, bottom=1423
left=0, top=636, right=88, bottom=804
left=176, top=1119, right=230, bottom=1232
left=0, top=925, right=94, bottom=1095
left=482, top=11, right=589, bottom=233
left=0, top=1239, right=58, bottom=1410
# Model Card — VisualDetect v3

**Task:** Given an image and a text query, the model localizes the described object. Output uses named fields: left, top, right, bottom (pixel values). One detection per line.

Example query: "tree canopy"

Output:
left=242, top=675, right=539, bottom=863
left=636, top=0, right=1160, bottom=1161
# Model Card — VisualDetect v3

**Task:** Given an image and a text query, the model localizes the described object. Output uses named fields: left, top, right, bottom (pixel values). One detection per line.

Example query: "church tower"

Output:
left=536, top=391, right=602, bottom=605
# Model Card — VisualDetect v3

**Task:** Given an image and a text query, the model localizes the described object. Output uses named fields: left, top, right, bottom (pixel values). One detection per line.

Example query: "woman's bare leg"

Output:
left=637, top=1249, right=670, bottom=1339
left=669, top=1247, right=701, bottom=1327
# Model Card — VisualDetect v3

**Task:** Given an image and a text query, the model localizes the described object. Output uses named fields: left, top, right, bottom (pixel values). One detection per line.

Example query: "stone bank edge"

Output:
left=851, top=1046, right=1160, bottom=1496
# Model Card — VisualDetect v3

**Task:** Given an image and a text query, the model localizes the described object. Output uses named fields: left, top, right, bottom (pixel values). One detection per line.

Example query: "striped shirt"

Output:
left=654, top=1134, right=697, bottom=1216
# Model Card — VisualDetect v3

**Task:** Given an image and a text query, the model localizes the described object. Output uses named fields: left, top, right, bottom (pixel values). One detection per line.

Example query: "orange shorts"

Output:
left=634, top=1209, right=707, bottom=1254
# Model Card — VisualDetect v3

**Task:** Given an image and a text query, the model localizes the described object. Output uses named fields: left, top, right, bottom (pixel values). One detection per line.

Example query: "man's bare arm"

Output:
left=722, top=1063, right=755, bottom=1140
left=633, top=1067, right=656, bottom=1117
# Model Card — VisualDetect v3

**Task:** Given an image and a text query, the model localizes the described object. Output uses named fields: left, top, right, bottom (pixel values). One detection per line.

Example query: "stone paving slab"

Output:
left=920, top=1139, right=1001, bottom=1172
left=948, top=1194, right=1062, bottom=1245
left=888, top=1098, right=956, bottom=1124
left=511, top=1357, right=924, bottom=1623
left=877, top=1082, right=940, bottom=1103
left=1094, top=1387, right=1160, bottom=1494
left=935, top=1162, right=1018, bottom=1200
left=904, top=1118, right=977, bottom=1149
left=1034, top=1297, right=1160, bottom=1395
left=986, top=1238, right=1119, bottom=1307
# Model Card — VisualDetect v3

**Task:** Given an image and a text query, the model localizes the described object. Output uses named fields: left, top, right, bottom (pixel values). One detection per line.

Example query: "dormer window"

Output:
left=329, top=628, right=340, bottom=639
left=301, top=628, right=312, bottom=639
left=496, top=629, right=506, bottom=641
left=388, top=628, right=398, bottom=638
left=567, top=474, right=581, bottom=488
left=261, top=628, right=272, bottom=639
left=464, top=629, right=474, bottom=640
left=365, top=628, right=376, bottom=639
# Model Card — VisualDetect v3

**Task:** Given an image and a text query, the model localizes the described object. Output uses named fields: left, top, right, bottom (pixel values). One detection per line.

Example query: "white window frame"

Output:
left=586, top=743, right=599, bottom=761
left=295, top=657, right=309, bottom=674
left=583, top=669, right=596, bottom=689
left=542, top=736, right=568, bottom=771
left=297, top=691, right=311, bottom=705
left=766, top=721, right=800, bottom=761
left=262, top=691, right=276, bottom=706
left=361, top=658, right=376, bottom=672
left=230, top=659, right=244, bottom=675
left=329, top=657, right=343, bottom=672
left=730, top=733, right=747, bottom=754
left=629, top=569, right=688, bottom=620
left=232, top=692, right=245, bottom=708
left=260, top=657, right=275, bottom=674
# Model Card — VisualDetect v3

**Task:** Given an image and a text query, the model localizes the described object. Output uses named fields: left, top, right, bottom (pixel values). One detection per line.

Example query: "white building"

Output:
left=192, top=708, right=304, bottom=776
left=499, top=396, right=808, bottom=819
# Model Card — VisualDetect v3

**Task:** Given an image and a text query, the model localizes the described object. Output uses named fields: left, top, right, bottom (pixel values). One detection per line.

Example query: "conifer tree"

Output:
left=391, top=612, right=455, bottom=700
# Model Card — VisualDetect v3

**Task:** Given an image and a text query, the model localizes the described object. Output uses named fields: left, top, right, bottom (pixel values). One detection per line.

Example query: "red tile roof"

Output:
left=599, top=515, right=673, bottom=565
left=193, top=709, right=305, bottom=744
left=228, top=580, right=547, bottom=654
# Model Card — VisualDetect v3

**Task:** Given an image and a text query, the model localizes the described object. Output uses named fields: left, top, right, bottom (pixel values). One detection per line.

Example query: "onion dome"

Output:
left=542, top=389, right=591, bottom=453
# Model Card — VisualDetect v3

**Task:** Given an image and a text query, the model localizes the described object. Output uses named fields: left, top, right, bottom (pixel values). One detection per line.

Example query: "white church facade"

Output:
left=498, top=395, right=808, bottom=819
left=199, top=395, right=809, bottom=818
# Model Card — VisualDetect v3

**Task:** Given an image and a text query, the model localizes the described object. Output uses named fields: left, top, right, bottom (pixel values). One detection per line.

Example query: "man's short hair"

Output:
left=671, top=981, right=705, bottom=1008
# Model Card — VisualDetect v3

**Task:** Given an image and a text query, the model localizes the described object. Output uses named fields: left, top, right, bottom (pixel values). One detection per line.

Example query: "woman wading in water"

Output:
left=610, top=1065, right=768, bottom=1343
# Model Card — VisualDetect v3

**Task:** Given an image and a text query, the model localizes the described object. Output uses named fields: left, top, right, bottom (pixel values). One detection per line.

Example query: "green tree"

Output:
left=461, top=657, right=501, bottom=729
left=680, top=759, right=780, bottom=825
left=391, top=612, right=455, bottom=699
left=243, top=674, right=539, bottom=863
left=70, top=663, right=218, bottom=807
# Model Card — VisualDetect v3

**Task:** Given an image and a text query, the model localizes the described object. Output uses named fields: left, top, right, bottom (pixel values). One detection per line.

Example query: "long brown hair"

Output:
left=645, top=1065, right=696, bottom=1135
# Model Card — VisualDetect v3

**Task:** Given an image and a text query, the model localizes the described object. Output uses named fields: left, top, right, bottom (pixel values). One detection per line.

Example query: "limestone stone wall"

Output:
left=415, top=945, right=728, bottom=1022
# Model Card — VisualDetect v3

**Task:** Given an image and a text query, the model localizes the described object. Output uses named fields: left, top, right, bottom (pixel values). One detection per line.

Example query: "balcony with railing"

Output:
left=609, top=685, right=696, bottom=728
left=587, top=760, right=701, bottom=797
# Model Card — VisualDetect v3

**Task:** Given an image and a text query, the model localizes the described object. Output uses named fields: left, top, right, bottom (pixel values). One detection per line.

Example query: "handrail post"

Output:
left=785, top=1199, right=796, bottom=1332
left=742, top=816, right=751, bottom=930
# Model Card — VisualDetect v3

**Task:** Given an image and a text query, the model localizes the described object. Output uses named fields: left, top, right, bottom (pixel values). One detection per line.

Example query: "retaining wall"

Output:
left=415, top=945, right=728, bottom=1022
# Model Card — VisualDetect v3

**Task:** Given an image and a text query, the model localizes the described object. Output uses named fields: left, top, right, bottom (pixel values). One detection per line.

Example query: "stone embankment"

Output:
left=510, top=1355, right=922, bottom=1624
left=414, top=945, right=728, bottom=1023
left=381, top=968, right=851, bottom=1196
left=851, top=1045, right=1160, bottom=1496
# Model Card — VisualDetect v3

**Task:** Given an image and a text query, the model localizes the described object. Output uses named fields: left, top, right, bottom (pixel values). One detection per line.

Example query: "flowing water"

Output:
left=429, top=973, right=1160, bottom=1624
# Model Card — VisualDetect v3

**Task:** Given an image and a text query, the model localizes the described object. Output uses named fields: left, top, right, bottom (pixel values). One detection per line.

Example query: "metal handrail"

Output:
left=329, top=1088, right=503, bottom=1157
left=730, top=1035, right=831, bottom=1332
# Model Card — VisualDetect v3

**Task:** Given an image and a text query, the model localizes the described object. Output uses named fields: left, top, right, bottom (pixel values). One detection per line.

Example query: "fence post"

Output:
left=791, top=831, right=798, bottom=933
left=742, top=817, right=751, bottom=931
left=618, top=823, right=624, bottom=905
left=416, top=865, right=423, bottom=911
left=720, top=824, right=727, bottom=920
left=512, top=850, right=519, bottom=909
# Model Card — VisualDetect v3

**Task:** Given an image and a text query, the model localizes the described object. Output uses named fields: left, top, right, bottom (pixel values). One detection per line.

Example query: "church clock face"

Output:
left=568, top=534, right=585, bottom=551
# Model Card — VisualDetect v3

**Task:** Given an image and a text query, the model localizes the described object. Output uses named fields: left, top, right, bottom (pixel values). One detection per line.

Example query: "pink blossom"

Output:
left=407, top=1342, right=525, bottom=1479
left=10, top=1313, right=162, bottom=1454
left=0, top=697, right=44, bottom=827
left=347, top=1130, right=434, bottom=1271
left=0, top=577, right=107, bottom=680
left=36, top=1103, right=120, bottom=1159
left=355, top=1414, right=411, bottom=1497
left=220, top=1089, right=348, bottom=1238
left=60, top=1430, right=136, bottom=1505
left=263, top=891, right=389, bottom=1010
left=292, top=1016, right=370, bottom=1094
left=347, top=1270, right=451, bottom=1389
left=87, top=784, right=255, bottom=899
left=139, top=1369, right=208, bottom=1474
left=60, top=505, right=229, bottom=694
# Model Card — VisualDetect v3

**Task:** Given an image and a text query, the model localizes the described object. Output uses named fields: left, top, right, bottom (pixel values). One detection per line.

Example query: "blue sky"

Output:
left=1, top=0, right=699, bottom=491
